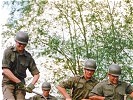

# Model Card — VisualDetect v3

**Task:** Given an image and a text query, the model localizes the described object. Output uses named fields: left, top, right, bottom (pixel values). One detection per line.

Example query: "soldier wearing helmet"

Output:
left=42, top=82, right=51, bottom=90
left=57, top=59, right=98, bottom=100
left=89, top=63, right=133, bottom=100
left=15, top=31, right=29, bottom=44
left=108, top=64, right=121, bottom=76
left=2, top=31, right=40, bottom=100
left=28, top=82, right=57, bottom=100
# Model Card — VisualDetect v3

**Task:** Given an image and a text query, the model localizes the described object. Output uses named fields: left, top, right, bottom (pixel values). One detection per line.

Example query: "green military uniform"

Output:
left=58, top=75, right=98, bottom=100
left=28, top=94, right=57, bottom=100
left=2, top=46, right=40, bottom=100
left=89, top=80, right=133, bottom=100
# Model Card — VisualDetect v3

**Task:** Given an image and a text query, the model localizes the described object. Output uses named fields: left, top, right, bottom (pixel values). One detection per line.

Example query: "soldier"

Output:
left=28, top=82, right=57, bottom=100
left=89, top=63, right=133, bottom=100
left=2, top=31, right=40, bottom=100
left=57, top=59, right=98, bottom=100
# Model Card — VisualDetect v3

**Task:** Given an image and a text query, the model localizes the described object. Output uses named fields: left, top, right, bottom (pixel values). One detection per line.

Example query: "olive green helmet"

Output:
left=84, top=59, right=97, bottom=70
left=15, top=31, right=29, bottom=44
left=108, top=64, right=121, bottom=76
left=42, top=82, right=51, bottom=90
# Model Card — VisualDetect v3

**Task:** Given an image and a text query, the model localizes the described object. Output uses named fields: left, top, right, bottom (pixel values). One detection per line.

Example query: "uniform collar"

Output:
left=81, top=75, right=96, bottom=82
left=13, top=47, right=28, bottom=56
left=107, top=80, right=122, bottom=85
left=41, top=95, right=52, bottom=99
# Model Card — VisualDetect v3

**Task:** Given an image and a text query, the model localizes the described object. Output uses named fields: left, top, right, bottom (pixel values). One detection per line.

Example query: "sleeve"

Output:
left=28, top=56, right=40, bottom=75
left=126, top=83, right=133, bottom=94
left=89, top=82, right=104, bottom=96
left=2, top=48, right=12, bottom=69
left=58, top=77, right=75, bottom=89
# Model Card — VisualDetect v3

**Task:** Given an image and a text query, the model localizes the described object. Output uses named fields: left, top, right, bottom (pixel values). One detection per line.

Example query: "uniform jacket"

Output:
left=28, top=94, right=57, bottom=100
left=2, top=46, right=40, bottom=84
left=59, top=75, right=98, bottom=100
left=89, top=79, right=133, bottom=100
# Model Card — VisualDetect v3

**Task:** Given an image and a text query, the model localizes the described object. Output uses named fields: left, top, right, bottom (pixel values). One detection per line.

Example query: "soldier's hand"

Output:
left=16, top=82, right=25, bottom=90
left=26, top=83, right=35, bottom=93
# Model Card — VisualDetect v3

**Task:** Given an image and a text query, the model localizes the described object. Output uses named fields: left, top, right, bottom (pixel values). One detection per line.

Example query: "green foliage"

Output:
left=2, top=0, right=133, bottom=82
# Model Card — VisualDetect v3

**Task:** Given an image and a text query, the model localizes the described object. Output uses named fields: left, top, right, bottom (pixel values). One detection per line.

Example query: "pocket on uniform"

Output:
left=118, top=92, right=125, bottom=100
left=19, top=63, right=27, bottom=72
left=16, top=63, right=27, bottom=79
left=2, top=84, right=15, bottom=94
left=103, top=89, right=113, bottom=97
left=118, top=91, right=125, bottom=95
left=77, top=84, right=84, bottom=89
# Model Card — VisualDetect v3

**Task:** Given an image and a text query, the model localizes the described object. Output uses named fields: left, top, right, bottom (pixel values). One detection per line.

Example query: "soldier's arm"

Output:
left=129, top=92, right=133, bottom=98
left=89, top=81, right=106, bottom=100
left=2, top=68, right=21, bottom=83
left=126, top=82, right=133, bottom=98
left=2, top=48, right=21, bottom=84
left=89, top=95, right=105, bottom=100
left=28, top=57, right=40, bottom=85
left=30, top=74, right=40, bottom=85
left=56, top=85, right=72, bottom=99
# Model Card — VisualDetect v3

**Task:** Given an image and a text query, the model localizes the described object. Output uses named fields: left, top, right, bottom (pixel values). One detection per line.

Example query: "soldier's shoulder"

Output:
left=99, top=79, right=108, bottom=84
left=93, top=78, right=99, bottom=83
left=119, top=80, right=131, bottom=86
left=5, top=46, right=14, bottom=50
left=72, top=75, right=83, bottom=83
left=24, top=50, right=32, bottom=57
left=4, top=46, right=15, bottom=54
left=73, top=75, right=81, bottom=80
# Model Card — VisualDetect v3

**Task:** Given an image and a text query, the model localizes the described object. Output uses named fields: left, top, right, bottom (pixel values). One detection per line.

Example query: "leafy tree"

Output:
left=2, top=0, right=133, bottom=82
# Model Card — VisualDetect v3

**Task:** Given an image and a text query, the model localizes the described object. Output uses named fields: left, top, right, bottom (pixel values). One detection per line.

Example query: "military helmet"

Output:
left=108, top=64, right=121, bottom=76
left=84, top=59, right=97, bottom=70
left=15, top=31, right=29, bottom=44
left=42, top=82, right=51, bottom=90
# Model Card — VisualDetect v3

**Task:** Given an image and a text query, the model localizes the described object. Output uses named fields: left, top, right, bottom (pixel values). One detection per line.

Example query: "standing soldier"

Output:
left=57, top=59, right=98, bottom=100
left=28, top=82, right=57, bottom=100
left=2, top=31, right=40, bottom=100
left=89, top=63, right=133, bottom=100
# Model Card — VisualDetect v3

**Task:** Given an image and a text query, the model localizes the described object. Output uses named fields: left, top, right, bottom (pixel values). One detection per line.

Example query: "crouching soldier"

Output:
left=28, top=82, right=57, bottom=100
